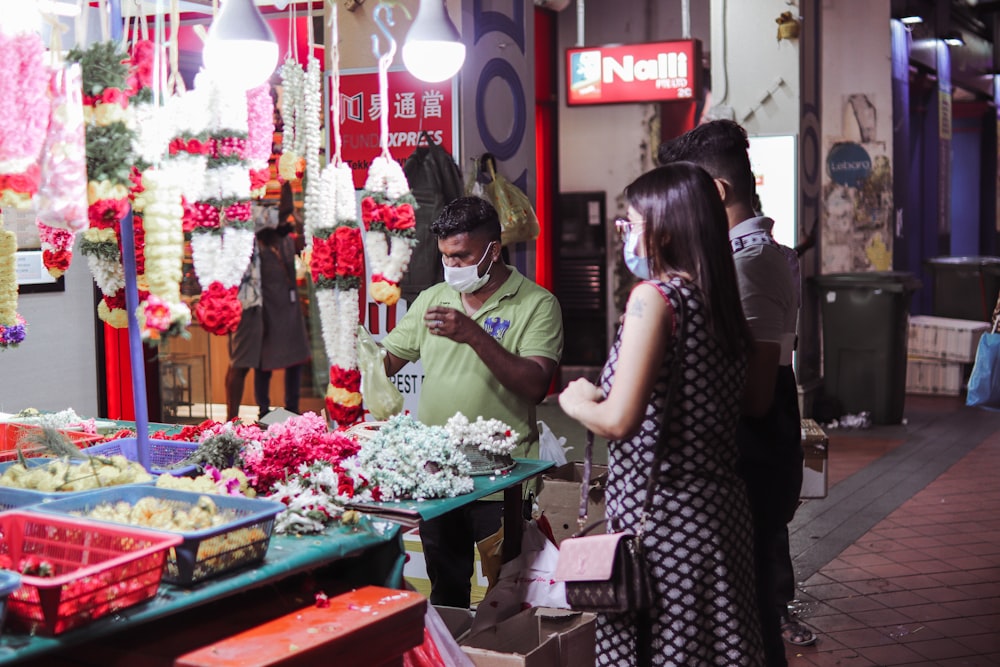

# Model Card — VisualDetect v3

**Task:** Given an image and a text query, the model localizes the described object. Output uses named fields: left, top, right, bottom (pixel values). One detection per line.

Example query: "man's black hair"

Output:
left=657, top=119, right=755, bottom=203
left=430, top=196, right=502, bottom=241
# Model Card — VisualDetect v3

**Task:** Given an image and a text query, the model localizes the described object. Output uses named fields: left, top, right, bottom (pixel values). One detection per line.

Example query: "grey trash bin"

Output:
left=924, top=256, right=1000, bottom=322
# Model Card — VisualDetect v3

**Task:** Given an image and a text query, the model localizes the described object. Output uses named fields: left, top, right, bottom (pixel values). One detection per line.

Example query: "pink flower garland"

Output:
left=245, top=84, right=274, bottom=198
left=0, top=31, right=50, bottom=210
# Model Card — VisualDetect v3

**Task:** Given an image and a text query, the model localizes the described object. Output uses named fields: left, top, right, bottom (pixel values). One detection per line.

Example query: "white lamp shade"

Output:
left=402, top=0, right=466, bottom=82
left=203, top=0, right=279, bottom=90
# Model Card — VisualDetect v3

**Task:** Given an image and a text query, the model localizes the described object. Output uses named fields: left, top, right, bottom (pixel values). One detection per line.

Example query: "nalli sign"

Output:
left=566, top=40, right=701, bottom=106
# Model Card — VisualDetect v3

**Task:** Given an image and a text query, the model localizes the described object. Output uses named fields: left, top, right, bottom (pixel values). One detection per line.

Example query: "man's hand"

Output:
left=424, top=306, right=476, bottom=343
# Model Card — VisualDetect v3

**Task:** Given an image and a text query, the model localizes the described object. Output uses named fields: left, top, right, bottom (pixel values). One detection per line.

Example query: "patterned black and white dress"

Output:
left=595, top=277, right=764, bottom=667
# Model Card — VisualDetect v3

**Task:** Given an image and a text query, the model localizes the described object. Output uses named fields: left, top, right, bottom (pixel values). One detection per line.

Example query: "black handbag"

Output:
left=553, top=286, right=685, bottom=614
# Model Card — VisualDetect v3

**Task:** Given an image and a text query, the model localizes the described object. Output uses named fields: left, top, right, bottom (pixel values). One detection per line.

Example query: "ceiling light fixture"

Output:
left=942, top=31, right=965, bottom=47
left=900, top=15, right=923, bottom=25
left=402, top=0, right=466, bottom=83
left=202, top=0, right=279, bottom=90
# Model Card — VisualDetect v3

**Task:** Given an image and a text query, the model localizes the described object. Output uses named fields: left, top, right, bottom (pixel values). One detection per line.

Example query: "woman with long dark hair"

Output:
left=559, top=162, right=764, bottom=666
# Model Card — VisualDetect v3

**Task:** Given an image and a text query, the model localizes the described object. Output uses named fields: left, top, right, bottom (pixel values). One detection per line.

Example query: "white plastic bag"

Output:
left=538, top=420, right=571, bottom=466
left=469, top=520, right=568, bottom=636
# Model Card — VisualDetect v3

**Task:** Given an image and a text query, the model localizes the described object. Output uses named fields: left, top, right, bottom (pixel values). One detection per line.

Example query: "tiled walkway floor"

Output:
left=787, top=397, right=1000, bottom=666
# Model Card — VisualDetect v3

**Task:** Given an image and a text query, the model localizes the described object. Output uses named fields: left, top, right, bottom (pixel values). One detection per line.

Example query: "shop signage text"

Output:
left=566, top=40, right=701, bottom=106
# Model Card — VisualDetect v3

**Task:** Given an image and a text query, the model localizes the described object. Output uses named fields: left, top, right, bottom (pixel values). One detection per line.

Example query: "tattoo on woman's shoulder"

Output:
left=626, top=297, right=646, bottom=319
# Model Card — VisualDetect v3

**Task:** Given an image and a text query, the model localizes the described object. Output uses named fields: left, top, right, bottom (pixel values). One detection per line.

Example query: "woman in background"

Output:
left=226, top=183, right=310, bottom=421
left=559, top=163, right=764, bottom=666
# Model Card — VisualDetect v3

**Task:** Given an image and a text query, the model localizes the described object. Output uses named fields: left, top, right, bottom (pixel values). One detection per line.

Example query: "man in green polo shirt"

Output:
left=381, top=196, right=563, bottom=608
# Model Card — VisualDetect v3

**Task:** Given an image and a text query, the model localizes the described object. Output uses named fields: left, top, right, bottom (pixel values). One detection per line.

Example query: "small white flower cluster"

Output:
left=130, top=97, right=170, bottom=168
left=315, top=287, right=360, bottom=372
left=318, top=162, right=358, bottom=227
left=301, top=56, right=323, bottom=242
left=279, top=58, right=305, bottom=157
left=268, top=460, right=377, bottom=535
left=357, top=414, right=474, bottom=501
left=87, top=249, right=126, bottom=295
left=190, top=227, right=255, bottom=290
left=445, top=412, right=519, bottom=456
left=364, top=155, right=410, bottom=202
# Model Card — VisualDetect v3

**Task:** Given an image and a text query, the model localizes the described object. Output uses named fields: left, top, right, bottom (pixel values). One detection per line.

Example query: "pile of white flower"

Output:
left=356, top=414, right=473, bottom=501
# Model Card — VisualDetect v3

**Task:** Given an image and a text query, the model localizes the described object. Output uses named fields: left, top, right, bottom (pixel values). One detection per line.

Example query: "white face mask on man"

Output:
left=443, top=242, right=496, bottom=293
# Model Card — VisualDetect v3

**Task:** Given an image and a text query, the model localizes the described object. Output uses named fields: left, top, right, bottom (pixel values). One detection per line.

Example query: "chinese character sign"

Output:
left=328, top=69, right=458, bottom=188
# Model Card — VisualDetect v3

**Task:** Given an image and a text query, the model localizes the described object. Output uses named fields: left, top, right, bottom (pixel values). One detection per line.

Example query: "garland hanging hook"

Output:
left=371, top=2, right=397, bottom=63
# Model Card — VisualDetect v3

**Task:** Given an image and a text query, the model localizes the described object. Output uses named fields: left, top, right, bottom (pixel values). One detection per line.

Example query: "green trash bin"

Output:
left=924, top=256, right=1000, bottom=322
left=813, top=272, right=921, bottom=425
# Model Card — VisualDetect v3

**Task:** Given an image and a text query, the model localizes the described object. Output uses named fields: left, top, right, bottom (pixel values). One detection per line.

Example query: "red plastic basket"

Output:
left=0, top=510, right=182, bottom=636
left=0, top=423, right=103, bottom=463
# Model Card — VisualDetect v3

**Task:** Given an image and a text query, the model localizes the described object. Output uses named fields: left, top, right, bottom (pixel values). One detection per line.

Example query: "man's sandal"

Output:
left=780, top=614, right=817, bottom=647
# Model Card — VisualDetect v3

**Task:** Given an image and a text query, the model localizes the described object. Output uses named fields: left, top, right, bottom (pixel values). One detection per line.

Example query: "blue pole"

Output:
left=110, top=0, right=151, bottom=470
left=118, top=207, right=151, bottom=471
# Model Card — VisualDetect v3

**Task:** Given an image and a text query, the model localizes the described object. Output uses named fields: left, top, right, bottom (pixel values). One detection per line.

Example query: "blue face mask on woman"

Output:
left=623, top=227, right=652, bottom=280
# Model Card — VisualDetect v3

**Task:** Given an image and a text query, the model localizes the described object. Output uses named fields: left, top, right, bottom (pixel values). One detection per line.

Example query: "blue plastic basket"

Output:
left=0, top=458, right=154, bottom=502
left=0, top=486, right=44, bottom=511
left=32, top=486, right=285, bottom=586
left=81, top=437, right=200, bottom=476
left=0, top=569, right=21, bottom=636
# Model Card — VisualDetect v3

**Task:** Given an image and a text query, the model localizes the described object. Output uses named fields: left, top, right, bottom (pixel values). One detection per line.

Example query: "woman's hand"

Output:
left=559, top=378, right=604, bottom=420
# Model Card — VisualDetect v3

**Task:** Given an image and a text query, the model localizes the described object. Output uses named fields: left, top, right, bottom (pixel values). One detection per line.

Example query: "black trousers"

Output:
left=418, top=500, right=503, bottom=608
left=737, top=366, right=804, bottom=667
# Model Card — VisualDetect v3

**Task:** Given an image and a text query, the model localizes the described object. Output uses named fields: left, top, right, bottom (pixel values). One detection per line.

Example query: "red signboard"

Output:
left=565, top=40, right=701, bottom=106
left=327, top=69, right=458, bottom=188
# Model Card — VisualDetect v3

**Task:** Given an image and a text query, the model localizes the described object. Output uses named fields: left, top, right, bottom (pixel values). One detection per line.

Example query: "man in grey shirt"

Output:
left=659, top=120, right=812, bottom=666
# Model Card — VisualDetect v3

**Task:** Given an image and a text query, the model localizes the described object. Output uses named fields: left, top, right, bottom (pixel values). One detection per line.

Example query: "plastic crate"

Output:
left=0, top=487, right=45, bottom=511
left=0, top=569, right=21, bottom=636
left=0, top=457, right=155, bottom=502
left=33, top=486, right=284, bottom=586
left=0, top=423, right=103, bottom=463
left=81, top=437, right=200, bottom=476
left=0, top=510, right=181, bottom=635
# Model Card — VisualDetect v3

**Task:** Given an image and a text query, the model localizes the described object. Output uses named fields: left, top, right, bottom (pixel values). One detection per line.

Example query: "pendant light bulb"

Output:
left=203, top=0, right=279, bottom=90
left=402, top=0, right=466, bottom=83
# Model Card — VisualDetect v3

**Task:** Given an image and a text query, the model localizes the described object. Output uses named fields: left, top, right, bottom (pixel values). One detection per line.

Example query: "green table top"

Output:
left=346, top=458, right=554, bottom=525
left=0, top=518, right=404, bottom=664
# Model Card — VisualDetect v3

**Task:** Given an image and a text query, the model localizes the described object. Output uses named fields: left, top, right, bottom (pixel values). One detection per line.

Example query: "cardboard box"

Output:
left=906, top=357, right=969, bottom=396
left=800, top=419, right=828, bottom=499
left=435, top=605, right=475, bottom=643
left=537, top=462, right=608, bottom=546
left=461, top=607, right=595, bottom=667
left=908, top=315, right=990, bottom=363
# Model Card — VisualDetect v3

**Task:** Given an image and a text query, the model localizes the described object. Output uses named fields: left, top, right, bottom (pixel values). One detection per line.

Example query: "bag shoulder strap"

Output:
left=578, top=282, right=686, bottom=532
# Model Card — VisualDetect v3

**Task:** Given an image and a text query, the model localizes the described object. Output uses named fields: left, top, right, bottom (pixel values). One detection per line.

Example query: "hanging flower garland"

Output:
left=191, top=76, right=254, bottom=336
left=35, top=63, right=88, bottom=278
left=245, top=83, right=274, bottom=199
left=68, top=41, right=138, bottom=329
left=278, top=58, right=306, bottom=182
left=309, top=9, right=365, bottom=428
left=122, top=40, right=191, bottom=343
left=0, top=29, right=49, bottom=210
left=301, top=55, right=322, bottom=241
left=361, top=25, right=417, bottom=308
left=134, top=168, right=190, bottom=341
left=313, top=165, right=365, bottom=426
left=361, top=157, right=417, bottom=306
left=0, top=213, right=26, bottom=349
left=164, top=85, right=211, bottom=234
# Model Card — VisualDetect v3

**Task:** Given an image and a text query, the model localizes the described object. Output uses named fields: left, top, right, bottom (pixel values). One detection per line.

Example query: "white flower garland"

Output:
left=190, top=226, right=255, bottom=290
left=278, top=58, right=305, bottom=182
left=357, top=414, right=474, bottom=501
left=362, top=156, right=417, bottom=293
left=445, top=412, right=519, bottom=456
left=302, top=56, right=322, bottom=242
left=138, top=167, right=191, bottom=336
